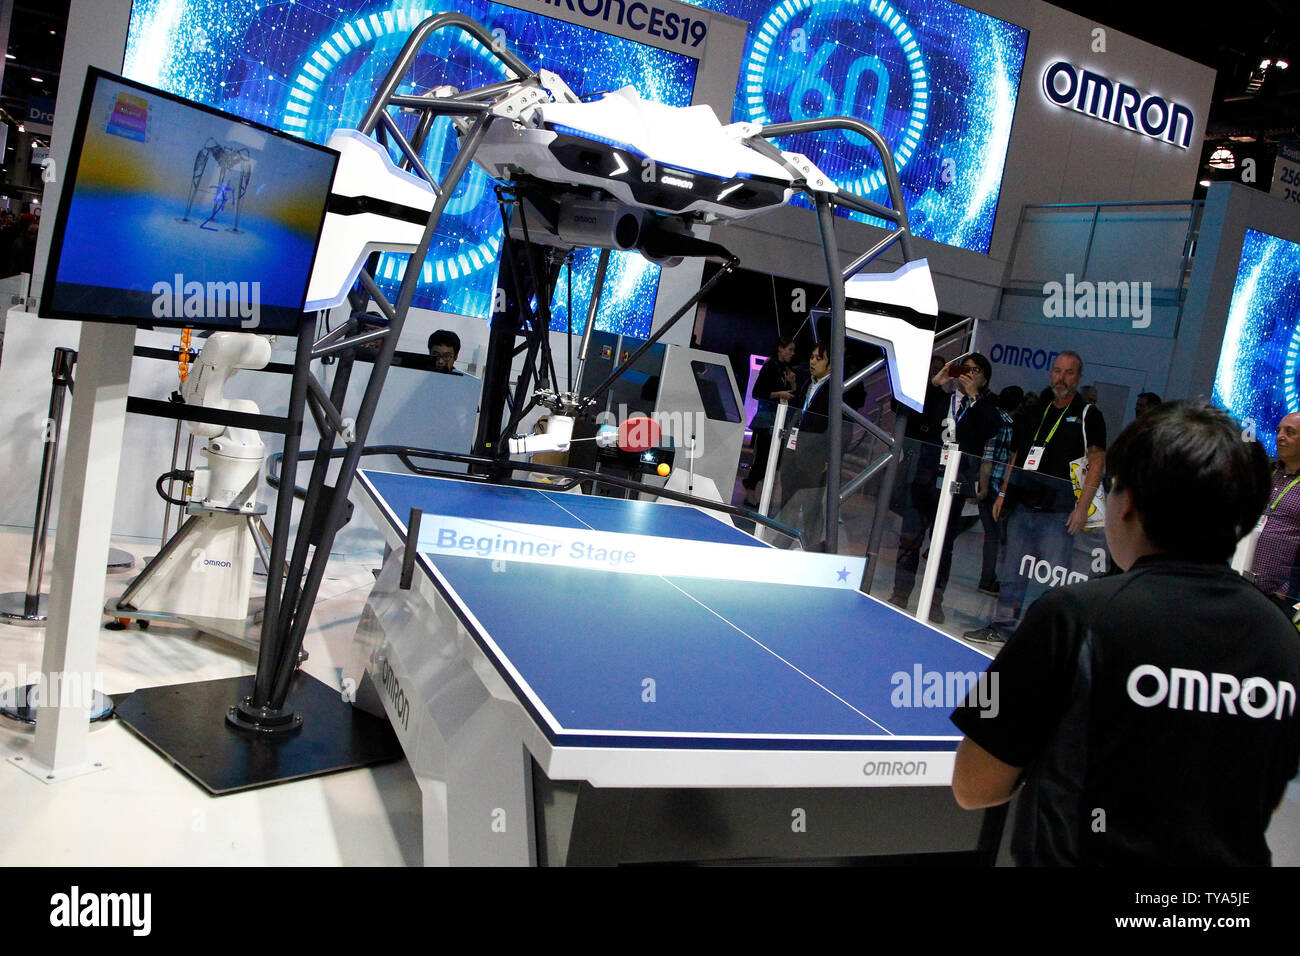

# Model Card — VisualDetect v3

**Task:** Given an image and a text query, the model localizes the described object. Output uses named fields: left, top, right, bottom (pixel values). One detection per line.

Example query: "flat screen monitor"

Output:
left=42, top=67, right=337, bottom=334
left=691, top=360, right=742, bottom=423
left=1212, top=227, right=1300, bottom=456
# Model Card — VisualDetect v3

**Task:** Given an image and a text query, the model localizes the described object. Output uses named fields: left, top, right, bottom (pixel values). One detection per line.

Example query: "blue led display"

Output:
left=692, top=0, right=1027, bottom=254
left=1212, top=227, right=1300, bottom=457
left=123, top=0, right=700, bottom=336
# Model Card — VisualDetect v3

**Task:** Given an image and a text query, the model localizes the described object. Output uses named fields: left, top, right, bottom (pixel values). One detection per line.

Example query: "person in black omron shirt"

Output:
left=950, top=402, right=1300, bottom=866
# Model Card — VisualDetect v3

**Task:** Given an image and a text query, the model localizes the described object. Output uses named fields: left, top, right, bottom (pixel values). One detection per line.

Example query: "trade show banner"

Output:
left=1269, top=141, right=1300, bottom=208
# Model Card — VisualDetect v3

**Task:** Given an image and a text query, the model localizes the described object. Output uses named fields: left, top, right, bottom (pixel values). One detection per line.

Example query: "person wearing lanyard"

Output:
left=1251, top=412, right=1300, bottom=609
left=776, top=343, right=833, bottom=547
left=964, top=351, right=1106, bottom=646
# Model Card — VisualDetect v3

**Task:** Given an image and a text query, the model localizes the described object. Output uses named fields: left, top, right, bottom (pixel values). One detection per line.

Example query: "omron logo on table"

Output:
left=1042, top=61, right=1194, bottom=148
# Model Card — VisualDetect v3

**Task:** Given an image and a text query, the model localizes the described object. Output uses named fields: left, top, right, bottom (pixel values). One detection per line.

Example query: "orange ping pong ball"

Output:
left=657, top=462, right=671, bottom=477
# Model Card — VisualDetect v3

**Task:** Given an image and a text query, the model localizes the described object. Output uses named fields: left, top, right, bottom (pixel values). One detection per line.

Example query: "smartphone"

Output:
left=945, top=352, right=973, bottom=377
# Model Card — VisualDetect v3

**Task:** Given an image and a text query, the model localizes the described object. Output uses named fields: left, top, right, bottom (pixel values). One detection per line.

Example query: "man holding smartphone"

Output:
left=889, top=352, right=1010, bottom=622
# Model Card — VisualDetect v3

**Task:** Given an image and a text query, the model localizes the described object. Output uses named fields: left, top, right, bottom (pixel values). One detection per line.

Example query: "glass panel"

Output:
left=840, top=437, right=1113, bottom=646
left=1007, top=209, right=1094, bottom=284
left=1084, top=207, right=1193, bottom=290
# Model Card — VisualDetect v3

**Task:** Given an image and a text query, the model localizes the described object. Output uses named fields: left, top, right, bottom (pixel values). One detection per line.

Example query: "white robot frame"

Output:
left=307, top=11, right=937, bottom=519
left=220, top=10, right=939, bottom=731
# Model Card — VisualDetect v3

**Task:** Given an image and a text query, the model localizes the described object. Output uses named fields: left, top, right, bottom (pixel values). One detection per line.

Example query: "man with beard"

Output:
left=964, top=351, right=1105, bottom=645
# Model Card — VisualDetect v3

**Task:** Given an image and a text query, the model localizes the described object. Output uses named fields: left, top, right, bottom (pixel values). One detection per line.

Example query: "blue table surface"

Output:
left=359, top=471, right=992, bottom=749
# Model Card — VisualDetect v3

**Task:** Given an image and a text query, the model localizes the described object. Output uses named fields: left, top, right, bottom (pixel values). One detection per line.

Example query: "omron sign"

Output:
left=1042, top=61, right=1194, bottom=148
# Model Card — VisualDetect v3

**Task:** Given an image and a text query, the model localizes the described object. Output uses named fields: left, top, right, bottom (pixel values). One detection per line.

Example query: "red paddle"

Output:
left=617, top=415, right=661, bottom=452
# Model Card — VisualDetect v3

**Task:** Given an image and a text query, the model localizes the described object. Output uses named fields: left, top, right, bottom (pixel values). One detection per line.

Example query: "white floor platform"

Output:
left=0, top=530, right=422, bottom=866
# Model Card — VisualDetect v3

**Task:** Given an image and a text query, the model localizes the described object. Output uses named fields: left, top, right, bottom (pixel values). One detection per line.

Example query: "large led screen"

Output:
left=694, top=0, right=1027, bottom=254
left=124, top=0, right=701, bottom=336
left=1212, top=227, right=1300, bottom=457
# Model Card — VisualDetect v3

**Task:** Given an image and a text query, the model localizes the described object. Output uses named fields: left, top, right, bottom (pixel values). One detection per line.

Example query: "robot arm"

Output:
left=181, top=332, right=273, bottom=434
left=508, top=414, right=575, bottom=455
left=180, top=332, right=272, bottom=510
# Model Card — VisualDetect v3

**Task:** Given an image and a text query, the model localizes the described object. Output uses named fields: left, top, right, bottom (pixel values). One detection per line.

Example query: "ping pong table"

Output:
left=349, top=470, right=1003, bottom=866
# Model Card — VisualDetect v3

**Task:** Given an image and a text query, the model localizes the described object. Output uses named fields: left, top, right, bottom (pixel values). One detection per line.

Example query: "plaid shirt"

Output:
left=1252, top=461, right=1300, bottom=599
left=981, top=408, right=1016, bottom=495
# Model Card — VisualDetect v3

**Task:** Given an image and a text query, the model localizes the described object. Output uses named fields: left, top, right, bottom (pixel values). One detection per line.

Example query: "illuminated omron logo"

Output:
left=1042, top=61, right=1194, bottom=149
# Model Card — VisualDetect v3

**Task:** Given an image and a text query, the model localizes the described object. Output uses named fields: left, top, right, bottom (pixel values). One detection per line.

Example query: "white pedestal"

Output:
left=31, top=322, right=134, bottom=774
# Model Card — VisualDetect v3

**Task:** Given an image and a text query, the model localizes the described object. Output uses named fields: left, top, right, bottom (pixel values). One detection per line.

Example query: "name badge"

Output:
left=937, top=445, right=954, bottom=488
left=1023, top=445, right=1046, bottom=472
left=786, top=428, right=799, bottom=451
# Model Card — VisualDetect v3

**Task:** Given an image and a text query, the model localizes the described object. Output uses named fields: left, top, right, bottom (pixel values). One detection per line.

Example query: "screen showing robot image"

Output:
left=43, top=69, right=337, bottom=333
left=123, top=0, right=701, bottom=337
left=694, top=0, right=1028, bottom=254
left=1212, top=227, right=1300, bottom=457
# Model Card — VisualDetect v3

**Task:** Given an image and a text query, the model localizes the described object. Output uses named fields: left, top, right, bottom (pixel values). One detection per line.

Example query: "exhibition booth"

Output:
left=0, top=0, right=1295, bottom=868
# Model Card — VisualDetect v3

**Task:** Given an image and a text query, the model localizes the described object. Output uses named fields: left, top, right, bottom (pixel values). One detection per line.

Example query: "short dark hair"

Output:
left=1137, top=391, right=1162, bottom=406
left=998, top=385, right=1024, bottom=413
left=1107, top=401, right=1271, bottom=561
left=966, top=352, right=992, bottom=385
left=1056, top=350, right=1083, bottom=374
left=776, top=335, right=794, bottom=351
left=427, top=329, right=460, bottom=356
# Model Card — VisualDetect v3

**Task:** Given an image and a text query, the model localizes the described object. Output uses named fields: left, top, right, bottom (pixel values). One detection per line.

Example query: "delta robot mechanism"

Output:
left=303, top=22, right=938, bottom=459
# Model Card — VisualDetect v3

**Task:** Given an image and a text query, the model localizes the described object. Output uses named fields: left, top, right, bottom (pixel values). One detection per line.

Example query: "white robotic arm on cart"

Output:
left=181, top=331, right=272, bottom=511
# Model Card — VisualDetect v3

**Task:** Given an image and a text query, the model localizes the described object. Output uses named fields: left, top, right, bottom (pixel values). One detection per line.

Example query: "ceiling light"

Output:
left=1278, top=59, right=1290, bottom=70
left=1199, top=179, right=1211, bottom=187
left=30, top=77, right=41, bottom=83
left=1261, top=58, right=1272, bottom=69
left=4, top=54, right=13, bottom=60
left=1208, top=147, right=1235, bottom=170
